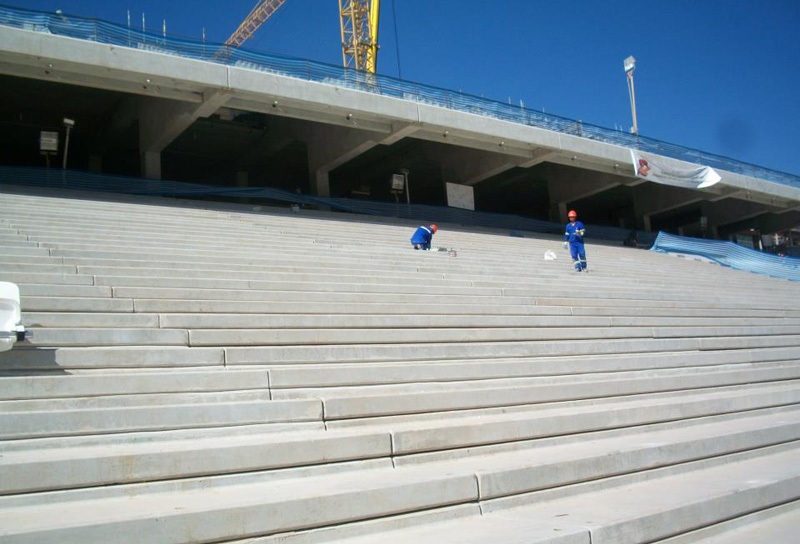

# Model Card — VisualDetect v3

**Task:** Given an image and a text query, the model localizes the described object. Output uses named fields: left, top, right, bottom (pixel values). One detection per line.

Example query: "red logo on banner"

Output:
left=637, top=158, right=652, bottom=177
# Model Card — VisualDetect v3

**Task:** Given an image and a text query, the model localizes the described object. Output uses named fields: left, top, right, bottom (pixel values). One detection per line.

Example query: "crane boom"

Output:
left=339, top=0, right=380, bottom=73
left=223, top=0, right=381, bottom=73
left=225, top=0, right=288, bottom=47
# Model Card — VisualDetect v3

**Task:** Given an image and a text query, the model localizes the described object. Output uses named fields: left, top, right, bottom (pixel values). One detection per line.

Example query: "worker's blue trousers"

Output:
left=569, top=242, right=587, bottom=271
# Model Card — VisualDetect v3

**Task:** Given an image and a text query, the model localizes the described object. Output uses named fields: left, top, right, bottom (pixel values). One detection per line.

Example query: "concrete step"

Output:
left=656, top=501, right=800, bottom=543
left=3, top=186, right=800, bottom=542
left=0, top=369, right=270, bottom=400
left=224, top=336, right=800, bottom=366
left=0, top=436, right=796, bottom=543
left=23, top=312, right=160, bottom=328
left=1, top=389, right=273, bottom=412
left=187, top=325, right=800, bottom=347
left=10, top=271, right=794, bottom=308
left=269, top=347, right=800, bottom=388
left=20, top=324, right=800, bottom=348
left=21, top=312, right=778, bottom=330
left=368, top=383, right=800, bottom=455
left=278, top=361, right=800, bottom=400
left=17, top=296, right=134, bottom=312
left=0, top=397, right=322, bottom=440
left=306, top=447, right=800, bottom=544
left=0, top=406, right=795, bottom=503
left=0, top=461, right=478, bottom=544
left=316, top=366, right=800, bottom=421
left=0, top=262, right=79, bottom=274
left=22, top=328, right=188, bottom=347
left=0, top=272, right=95, bottom=286
left=4, top=381, right=795, bottom=454
left=0, top=346, right=225, bottom=370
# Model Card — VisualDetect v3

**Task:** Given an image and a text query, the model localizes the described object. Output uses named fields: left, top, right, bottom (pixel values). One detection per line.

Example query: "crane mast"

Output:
left=339, top=0, right=380, bottom=74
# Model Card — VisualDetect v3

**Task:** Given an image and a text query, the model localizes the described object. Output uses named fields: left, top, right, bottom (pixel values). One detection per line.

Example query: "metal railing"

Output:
left=1, top=3, right=798, bottom=189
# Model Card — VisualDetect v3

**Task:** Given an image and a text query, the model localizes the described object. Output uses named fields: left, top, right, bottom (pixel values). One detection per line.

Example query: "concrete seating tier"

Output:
left=1, top=184, right=799, bottom=543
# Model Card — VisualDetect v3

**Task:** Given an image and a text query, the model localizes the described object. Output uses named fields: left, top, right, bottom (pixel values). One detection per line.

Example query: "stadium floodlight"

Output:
left=624, top=56, right=636, bottom=74
left=624, top=56, right=639, bottom=135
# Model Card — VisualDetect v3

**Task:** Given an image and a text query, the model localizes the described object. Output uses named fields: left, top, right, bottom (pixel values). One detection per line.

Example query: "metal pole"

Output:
left=627, top=70, right=638, bottom=135
left=62, top=125, right=72, bottom=169
left=401, top=168, right=410, bottom=204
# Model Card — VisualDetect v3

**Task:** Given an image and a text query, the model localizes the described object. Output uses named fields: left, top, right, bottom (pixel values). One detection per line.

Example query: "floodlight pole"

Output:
left=624, top=56, right=639, bottom=136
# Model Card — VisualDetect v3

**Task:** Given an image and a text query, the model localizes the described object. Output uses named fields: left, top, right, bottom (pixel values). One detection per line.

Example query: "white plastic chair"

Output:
left=0, top=281, right=27, bottom=352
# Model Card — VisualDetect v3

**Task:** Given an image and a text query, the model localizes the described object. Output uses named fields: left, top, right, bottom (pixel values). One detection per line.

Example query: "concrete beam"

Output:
left=236, top=133, right=296, bottom=173
left=547, top=165, right=622, bottom=205
left=713, top=189, right=797, bottom=209
left=719, top=210, right=800, bottom=237
left=427, top=145, right=517, bottom=187
left=704, top=199, right=783, bottom=229
left=633, top=184, right=704, bottom=217
left=381, top=122, right=420, bottom=145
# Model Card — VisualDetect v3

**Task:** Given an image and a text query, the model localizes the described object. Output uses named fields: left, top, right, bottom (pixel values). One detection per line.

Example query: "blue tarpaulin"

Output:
left=651, top=231, right=800, bottom=282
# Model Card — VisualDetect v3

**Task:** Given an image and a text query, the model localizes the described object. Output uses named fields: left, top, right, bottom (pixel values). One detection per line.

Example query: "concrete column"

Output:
left=301, top=125, right=381, bottom=197
left=314, top=169, right=331, bottom=197
left=236, top=171, right=248, bottom=187
left=557, top=201, right=568, bottom=224
left=141, top=150, right=162, bottom=180
left=138, top=90, right=232, bottom=179
left=88, top=154, right=102, bottom=173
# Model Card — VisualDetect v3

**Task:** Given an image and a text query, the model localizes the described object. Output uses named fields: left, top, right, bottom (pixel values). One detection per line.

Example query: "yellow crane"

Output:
left=338, top=0, right=380, bottom=74
left=223, top=0, right=380, bottom=74
left=224, top=0, right=288, bottom=48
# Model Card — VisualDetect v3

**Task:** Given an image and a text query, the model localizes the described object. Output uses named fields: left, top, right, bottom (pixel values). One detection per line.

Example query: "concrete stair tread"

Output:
left=1, top=441, right=797, bottom=544
left=0, top=368, right=270, bottom=400
left=314, top=448, right=800, bottom=544
left=0, top=397, right=323, bottom=440
left=3, top=186, right=800, bottom=541
left=318, top=365, right=800, bottom=419
left=0, top=464, right=479, bottom=543
left=222, top=336, right=800, bottom=366
left=268, top=347, right=800, bottom=387
left=657, top=501, right=800, bottom=543
left=1, top=389, right=273, bottom=411
left=3, top=405, right=796, bottom=498
left=275, top=362, right=800, bottom=399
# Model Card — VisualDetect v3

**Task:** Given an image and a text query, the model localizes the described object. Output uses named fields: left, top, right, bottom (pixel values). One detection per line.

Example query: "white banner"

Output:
left=630, top=150, right=721, bottom=189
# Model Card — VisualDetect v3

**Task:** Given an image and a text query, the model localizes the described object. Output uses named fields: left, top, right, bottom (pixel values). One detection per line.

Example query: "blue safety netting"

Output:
left=0, top=165, right=655, bottom=245
left=0, top=4, right=799, bottom=189
left=651, top=231, right=800, bottom=282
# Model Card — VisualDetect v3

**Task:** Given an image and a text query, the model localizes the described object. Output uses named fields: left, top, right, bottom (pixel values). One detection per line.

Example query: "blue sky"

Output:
left=11, top=0, right=800, bottom=176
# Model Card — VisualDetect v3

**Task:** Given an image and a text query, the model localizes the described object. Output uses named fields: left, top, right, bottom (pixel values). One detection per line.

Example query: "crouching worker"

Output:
left=563, top=210, right=587, bottom=272
left=410, top=223, right=438, bottom=250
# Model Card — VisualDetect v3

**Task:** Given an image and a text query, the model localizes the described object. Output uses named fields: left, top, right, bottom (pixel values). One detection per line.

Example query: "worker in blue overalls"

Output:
left=410, top=223, right=438, bottom=250
left=563, top=210, right=587, bottom=272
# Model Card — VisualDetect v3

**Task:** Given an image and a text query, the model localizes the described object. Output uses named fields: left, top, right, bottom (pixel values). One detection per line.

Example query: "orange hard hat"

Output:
left=567, top=210, right=578, bottom=218
left=429, top=223, right=438, bottom=233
